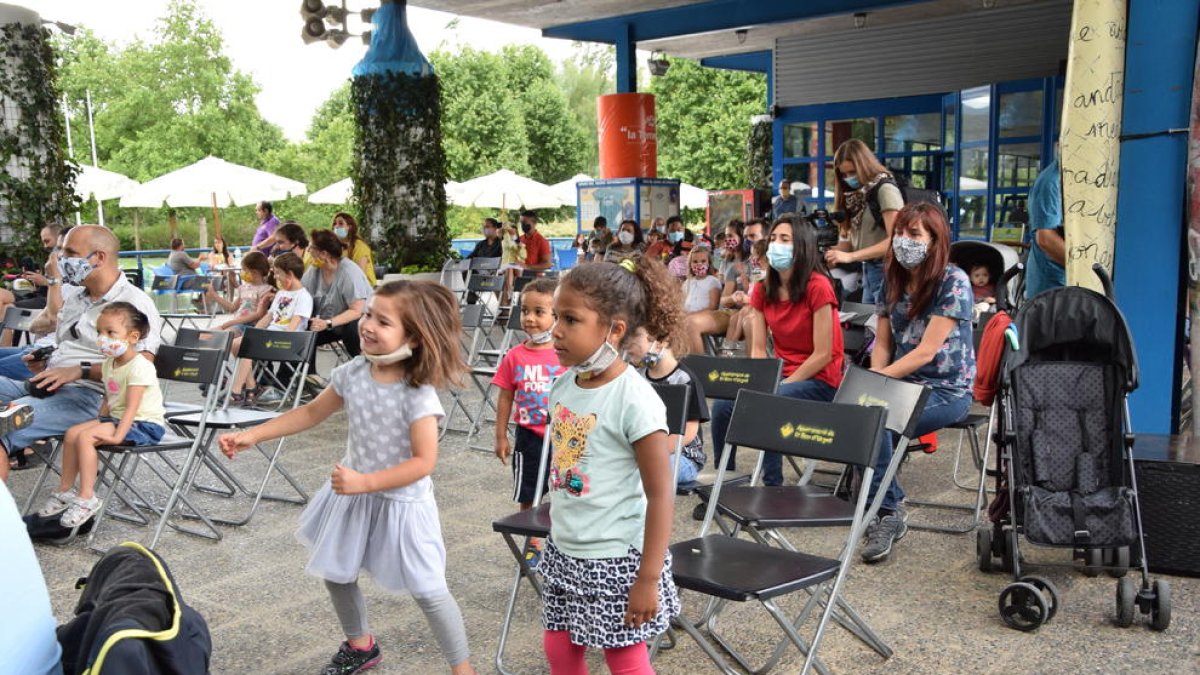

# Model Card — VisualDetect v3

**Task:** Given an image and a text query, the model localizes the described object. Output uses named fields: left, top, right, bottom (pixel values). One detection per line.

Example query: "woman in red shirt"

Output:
left=708, top=216, right=844, bottom=487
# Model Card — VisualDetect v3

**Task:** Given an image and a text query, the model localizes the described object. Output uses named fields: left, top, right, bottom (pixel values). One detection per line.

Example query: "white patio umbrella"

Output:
left=120, top=156, right=307, bottom=239
left=549, top=173, right=593, bottom=206
left=310, top=177, right=464, bottom=205
left=679, top=182, right=709, bottom=210
left=73, top=164, right=140, bottom=202
left=449, top=169, right=563, bottom=211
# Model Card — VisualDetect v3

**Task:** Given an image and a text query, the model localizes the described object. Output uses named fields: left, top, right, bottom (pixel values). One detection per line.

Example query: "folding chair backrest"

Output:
left=504, top=309, right=523, bottom=332
left=513, top=275, right=539, bottom=294
left=832, top=365, right=930, bottom=438
left=236, top=327, right=317, bottom=364
left=467, top=274, right=505, bottom=295
left=153, top=344, right=226, bottom=386
left=470, top=256, right=501, bottom=272
left=151, top=275, right=178, bottom=293
left=2, top=306, right=37, bottom=333
left=177, top=275, right=209, bottom=293
left=652, top=383, right=690, bottom=436
left=174, top=327, right=233, bottom=357
left=726, top=390, right=886, bottom=469
left=680, top=355, right=782, bottom=401
left=460, top=304, right=488, bottom=330
left=442, top=258, right=471, bottom=273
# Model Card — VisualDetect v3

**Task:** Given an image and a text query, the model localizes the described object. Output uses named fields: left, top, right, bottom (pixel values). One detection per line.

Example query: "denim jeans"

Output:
left=862, top=259, right=885, bottom=306
left=710, top=378, right=838, bottom=486
left=0, top=377, right=103, bottom=456
left=0, top=346, right=33, bottom=381
left=868, top=386, right=972, bottom=512
left=675, top=455, right=701, bottom=485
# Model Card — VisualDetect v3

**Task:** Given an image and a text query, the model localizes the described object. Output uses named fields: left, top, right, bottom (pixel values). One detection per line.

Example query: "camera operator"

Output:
left=822, top=139, right=902, bottom=305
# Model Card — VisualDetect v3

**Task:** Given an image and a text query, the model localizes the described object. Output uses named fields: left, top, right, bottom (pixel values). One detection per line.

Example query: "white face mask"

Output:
left=528, top=329, right=553, bottom=344
left=618, top=231, right=635, bottom=245
left=97, top=335, right=129, bottom=358
left=363, top=343, right=412, bottom=365
left=573, top=322, right=619, bottom=378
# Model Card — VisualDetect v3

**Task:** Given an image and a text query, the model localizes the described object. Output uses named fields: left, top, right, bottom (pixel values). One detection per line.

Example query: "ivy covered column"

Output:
left=0, top=4, right=76, bottom=260
left=351, top=0, right=449, bottom=274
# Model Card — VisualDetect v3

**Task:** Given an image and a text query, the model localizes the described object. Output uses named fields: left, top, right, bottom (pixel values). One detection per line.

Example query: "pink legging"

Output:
left=544, top=630, right=654, bottom=674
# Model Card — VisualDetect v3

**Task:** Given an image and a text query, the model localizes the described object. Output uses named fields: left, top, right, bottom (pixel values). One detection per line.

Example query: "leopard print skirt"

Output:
left=540, top=538, right=681, bottom=648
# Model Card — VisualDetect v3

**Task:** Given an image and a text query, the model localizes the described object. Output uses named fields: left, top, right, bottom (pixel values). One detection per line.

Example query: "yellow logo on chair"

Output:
left=780, top=422, right=795, bottom=439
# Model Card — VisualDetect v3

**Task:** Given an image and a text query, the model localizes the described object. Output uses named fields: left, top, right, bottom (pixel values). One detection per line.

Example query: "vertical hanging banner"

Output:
left=1060, top=0, right=1126, bottom=291
left=1187, top=39, right=1200, bottom=435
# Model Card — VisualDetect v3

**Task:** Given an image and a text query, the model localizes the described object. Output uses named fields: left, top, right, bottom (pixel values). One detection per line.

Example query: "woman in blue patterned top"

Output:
left=865, top=202, right=976, bottom=563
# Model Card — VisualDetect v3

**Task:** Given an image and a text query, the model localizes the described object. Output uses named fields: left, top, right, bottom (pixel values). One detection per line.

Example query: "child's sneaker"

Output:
left=60, top=496, right=102, bottom=529
left=321, top=639, right=382, bottom=675
left=38, top=488, right=77, bottom=518
left=0, top=403, right=34, bottom=437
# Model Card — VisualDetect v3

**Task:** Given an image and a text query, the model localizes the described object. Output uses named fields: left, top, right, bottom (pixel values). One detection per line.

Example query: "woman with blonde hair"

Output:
left=823, top=138, right=904, bottom=304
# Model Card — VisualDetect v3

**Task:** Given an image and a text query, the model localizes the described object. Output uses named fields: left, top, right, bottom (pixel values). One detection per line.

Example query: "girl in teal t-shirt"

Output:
left=541, top=258, right=683, bottom=672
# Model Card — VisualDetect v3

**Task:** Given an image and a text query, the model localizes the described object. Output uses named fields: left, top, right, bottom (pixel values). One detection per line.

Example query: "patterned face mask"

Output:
left=97, top=335, right=129, bottom=358
left=892, top=236, right=930, bottom=270
left=59, top=252, right=98, bottom=286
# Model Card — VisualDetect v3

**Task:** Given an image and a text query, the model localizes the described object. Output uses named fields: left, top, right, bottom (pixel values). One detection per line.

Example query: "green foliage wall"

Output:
left=0, top=22, right=77, bottom=261
left=352, top=72, right=449, bottom=273
left=747, top=116, right=774, bottom=192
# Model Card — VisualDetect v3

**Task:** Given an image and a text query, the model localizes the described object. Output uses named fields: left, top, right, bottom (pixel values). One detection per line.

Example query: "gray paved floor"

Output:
left=9, top=349, right=1199, bottom=674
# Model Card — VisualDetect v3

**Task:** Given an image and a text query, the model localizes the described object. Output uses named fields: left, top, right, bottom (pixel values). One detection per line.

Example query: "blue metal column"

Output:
left=614, top=23, right=636, bottom=93
left=1114, top=0, right=1199, bottom=433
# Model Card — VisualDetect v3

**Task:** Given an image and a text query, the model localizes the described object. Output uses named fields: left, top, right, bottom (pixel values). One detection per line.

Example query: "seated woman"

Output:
left=208, top=235, right=233, bottom=267
left=229, top=252, right=312, bottom=405
left=603, top=219, right=645, bottom=263
left=332, top=212, right=377, bottom=285
left=204, top=251, right=274, bottom=334
left=685, top=220, right=750, bottom=354
left=863, top=202, right=975, bottom=564
left=707, top=217, right=844, bottom=491
left=643, top=228, right=671, bottom=263
left=303, top=230, right=372, bottom=372
left=273, top=222, right=311, bottom=269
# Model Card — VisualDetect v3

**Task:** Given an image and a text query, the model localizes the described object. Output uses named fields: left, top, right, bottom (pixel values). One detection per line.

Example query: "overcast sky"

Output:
left=12, top=0, right=582, bottom=141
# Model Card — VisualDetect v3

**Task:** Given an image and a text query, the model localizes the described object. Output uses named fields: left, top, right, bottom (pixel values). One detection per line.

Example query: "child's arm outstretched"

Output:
left=330, top=414, right=439, bottom=495
left=627, top=430, right=673, bottom=628
left=219, top=386, right=344, bottom=458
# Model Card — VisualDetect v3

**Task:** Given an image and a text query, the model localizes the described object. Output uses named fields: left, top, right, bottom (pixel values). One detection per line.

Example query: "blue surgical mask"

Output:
left=766, top=243, right=793, bottom=271
left=668, top=231, right=683, bottom=244
left=843, top=175, right=861, bottom=190
left=333, top=226, right=349, bottom=239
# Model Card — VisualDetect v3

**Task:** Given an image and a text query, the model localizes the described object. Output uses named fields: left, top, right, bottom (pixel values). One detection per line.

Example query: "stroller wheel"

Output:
left=1115, top=577, right=1136, bottom=627
left=1150, top=580, right=1171, bottom=631
left=999, top=532, right=1015, bottom=573
left=976, top=528, right=994, bottom=573
left=1019, top=576, right=1060, bottom=622
left=1082, top=548, right=1103, bottom=577
left=999, top=582, right=1049, bottom=632
left=1105, top=547, right=1130, bottom=578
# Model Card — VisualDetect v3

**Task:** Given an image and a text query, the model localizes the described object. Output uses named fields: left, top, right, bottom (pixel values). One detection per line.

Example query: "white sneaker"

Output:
left=60, top=496, right=102, bottom=528
left=38, top=489, right=77, bottom=518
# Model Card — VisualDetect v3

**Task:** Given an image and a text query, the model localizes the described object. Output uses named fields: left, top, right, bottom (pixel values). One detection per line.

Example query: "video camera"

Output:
left=802, top=209, right=844, bottom=253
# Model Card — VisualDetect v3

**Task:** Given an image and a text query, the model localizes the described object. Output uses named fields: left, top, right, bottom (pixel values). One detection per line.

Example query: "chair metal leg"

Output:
left=493, top=530, right=545, bottom=675
left=21, top=439, right=62, bottom=515
left=908, top=410, right=996, bottom=534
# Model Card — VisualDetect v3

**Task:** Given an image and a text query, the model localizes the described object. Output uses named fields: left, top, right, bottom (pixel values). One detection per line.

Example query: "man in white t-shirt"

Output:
left=0, top=225, right=162, bottom=482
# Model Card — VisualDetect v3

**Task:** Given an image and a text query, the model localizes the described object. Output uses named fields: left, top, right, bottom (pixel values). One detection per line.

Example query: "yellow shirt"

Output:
left=102, top=355, right=166, bottom=427
left=346, top=239, right=377, bottom=285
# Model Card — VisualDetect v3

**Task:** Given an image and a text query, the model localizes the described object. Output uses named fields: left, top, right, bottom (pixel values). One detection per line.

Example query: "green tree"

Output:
left=431, top=47, right=529, bottom=181
left=648, top=57, right=766, bottom=190
left=557, top=43, right=614, bottom=176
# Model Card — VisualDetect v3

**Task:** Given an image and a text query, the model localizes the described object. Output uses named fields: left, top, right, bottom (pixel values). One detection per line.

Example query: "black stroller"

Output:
left=976, top=264, right=1171, bottom=632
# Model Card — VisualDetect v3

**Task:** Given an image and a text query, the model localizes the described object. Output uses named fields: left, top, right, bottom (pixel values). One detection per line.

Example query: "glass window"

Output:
left=943, top=154, right=956, bottom=195
left=996, top=143, right=1041, bottom=188
left=961, top=86, right=990, bottom=144
left=998, top=90, right=1043, bottom=138
left=995, top=194, right=1030, bottom=226
left=962, top=147, right=989, bottom=184
left=826, top=118, right=876, bottom=153
left=884, top=113, right=942, bottom=153
left=783, top=122, right=819, bottom=159
left=885, top=156, right=932, bottom=189
left=783, top=163, right=822, bottom=199
left=944, top=99, right=956, bottom=146
left=958, top=195, right=988, bottom=238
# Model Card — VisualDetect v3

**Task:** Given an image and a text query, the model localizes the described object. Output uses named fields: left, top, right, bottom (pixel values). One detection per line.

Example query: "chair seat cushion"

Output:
left=492, top=502, right=551, bottom=538
left=715, top=486, right=855, bottom=528
left=670, top=535, right=839, bottom=602
left=171, top=408, right=279, bottom=429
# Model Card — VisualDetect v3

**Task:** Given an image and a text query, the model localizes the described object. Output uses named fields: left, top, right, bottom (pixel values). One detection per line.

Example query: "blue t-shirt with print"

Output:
left=1025, top=159, right=1066, bottom=298
left=877, top=265, right=976, bottom=394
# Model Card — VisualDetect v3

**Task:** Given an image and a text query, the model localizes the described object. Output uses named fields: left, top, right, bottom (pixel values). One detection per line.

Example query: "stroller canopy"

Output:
left=1006, top=284, right=1139, bottom=391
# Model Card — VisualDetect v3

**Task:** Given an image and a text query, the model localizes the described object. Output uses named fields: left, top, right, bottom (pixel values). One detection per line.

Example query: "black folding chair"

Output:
left=670, top=391, right=889, bottom=675
left=464, top=310, right=528, bottom=453
left=87, top=344, right=229, bottom=550
left=167, top=328, right=315, bottom=527
left=490, top=383, right=689, bottom=675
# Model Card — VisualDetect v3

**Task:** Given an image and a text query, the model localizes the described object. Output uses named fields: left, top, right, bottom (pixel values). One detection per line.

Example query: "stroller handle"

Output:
left=1092, top=263, right=1115, bottom=300
left=996, top=263, right=1024, bottom=312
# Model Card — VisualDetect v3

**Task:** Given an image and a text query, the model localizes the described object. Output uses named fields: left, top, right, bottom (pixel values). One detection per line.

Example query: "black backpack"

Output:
left=866, top=172, right=946, bottom=226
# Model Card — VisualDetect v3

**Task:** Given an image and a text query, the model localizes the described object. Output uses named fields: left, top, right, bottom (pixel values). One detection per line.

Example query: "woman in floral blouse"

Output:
left=863, top=202, right=976, bottom=564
